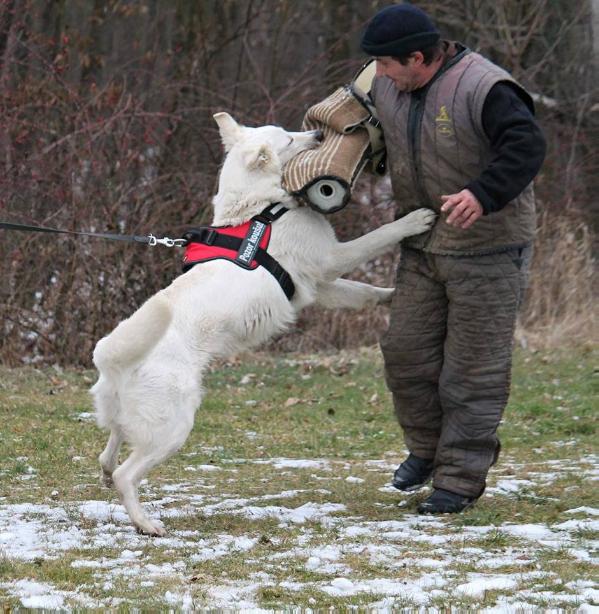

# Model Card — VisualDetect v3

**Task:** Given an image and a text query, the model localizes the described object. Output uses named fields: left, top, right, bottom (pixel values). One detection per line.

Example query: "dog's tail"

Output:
left=93, top=293, right=172, bottom=371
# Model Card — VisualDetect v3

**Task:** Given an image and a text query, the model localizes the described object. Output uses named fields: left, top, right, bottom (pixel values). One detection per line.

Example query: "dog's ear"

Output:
left=213, top=112, right=242, bottom=152
left=242, top=144, right=277, bottom=171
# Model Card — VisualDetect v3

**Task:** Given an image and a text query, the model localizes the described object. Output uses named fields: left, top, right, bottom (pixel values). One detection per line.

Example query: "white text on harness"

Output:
left=236, top=220, right=267, bottom=264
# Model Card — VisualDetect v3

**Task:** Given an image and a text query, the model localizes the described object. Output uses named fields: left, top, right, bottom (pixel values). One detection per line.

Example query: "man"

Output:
left=360, top=4, right=546, bottom=513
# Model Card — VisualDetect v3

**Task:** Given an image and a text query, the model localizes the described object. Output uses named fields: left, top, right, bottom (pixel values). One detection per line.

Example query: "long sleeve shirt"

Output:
left=466, top=82, right=546, bottom=215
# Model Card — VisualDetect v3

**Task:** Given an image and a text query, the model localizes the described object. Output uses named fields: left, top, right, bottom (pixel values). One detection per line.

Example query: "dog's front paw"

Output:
left=398, top=208, right=436, bottom=237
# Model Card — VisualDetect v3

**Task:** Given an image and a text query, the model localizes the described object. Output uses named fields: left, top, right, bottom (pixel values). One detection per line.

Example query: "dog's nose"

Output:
left=314, top=129, right=324, bottom=142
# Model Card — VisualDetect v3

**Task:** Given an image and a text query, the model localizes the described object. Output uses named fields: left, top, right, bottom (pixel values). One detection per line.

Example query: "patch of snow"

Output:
left=455, top=574, right=518, bottom=598
left=256, top=489, right=310, bottom=501
left=0, top=579, right=96, bottom=609
left=196, top=464, right=222, bottom=472
left=553, top=519, right=599, bottom=532
left=189, top=536, right=259, bottom=562
left=518, top=589, right=596, bottom=605
left=278, top=580, right=304, bottom=591
left=378, top=484, right=402, bottom=493
left=500, top=523, right=555, bottom=540
left=0, top=504, right=83, bottom=561
left=78, top=501, right=132, bottom=524
left=164, top=591, right=194, bottom=609
left=564, top=507, right=599, bottom=517
left=488, top=479, right=535, bottom=494
left=242, top=502, right=346, bottom=525
left=567, top=549, right=593, bottom=562
left=306, top=552, right=351, bottom=575
left=269, top=458, right=330, bottom=470
left=364, top=460, right=397, bottom=471
left=328, top=577, right=354, bottom=593
left=478, top=555, right=533, bottom=569
left=11, top=580, right=65, bottom=609
left=204, top=580, right=265, bottom=610
left=321, top=573, right=446, bottom=603
left=75, top=412, right=95, bottom=422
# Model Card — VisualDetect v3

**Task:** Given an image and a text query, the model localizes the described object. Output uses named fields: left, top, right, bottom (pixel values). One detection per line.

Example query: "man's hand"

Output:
left=440, top=189, right=483, bottom=229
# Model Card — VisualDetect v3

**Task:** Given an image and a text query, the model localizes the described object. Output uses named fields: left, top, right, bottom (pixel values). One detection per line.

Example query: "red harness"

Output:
left=183, top=220, right=272, bottom=271
left=181, top=204, right=295, bottom=300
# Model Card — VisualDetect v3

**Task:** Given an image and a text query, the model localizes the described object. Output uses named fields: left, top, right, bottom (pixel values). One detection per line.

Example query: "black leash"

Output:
left=2, top=206, right=296, bottom=299
left=0, top=221, right=186, bottom=247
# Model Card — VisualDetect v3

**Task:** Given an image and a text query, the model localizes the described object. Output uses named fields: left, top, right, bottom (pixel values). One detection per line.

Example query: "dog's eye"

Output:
left=287, top=137, right=294, bottom=147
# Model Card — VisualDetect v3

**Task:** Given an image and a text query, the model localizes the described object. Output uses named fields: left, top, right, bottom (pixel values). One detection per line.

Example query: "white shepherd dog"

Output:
left=91, top=112, right=435, bottom=536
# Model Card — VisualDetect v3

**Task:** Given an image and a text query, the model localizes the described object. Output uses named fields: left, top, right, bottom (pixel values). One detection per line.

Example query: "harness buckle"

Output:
left=201, top=228, right=218, bottom=245
left=147, top=234, right=187, bottom=248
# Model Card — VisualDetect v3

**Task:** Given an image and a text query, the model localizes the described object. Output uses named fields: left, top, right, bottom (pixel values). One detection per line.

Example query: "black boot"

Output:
left=417, top=488, right=476, bottom=514
left=392, top=453, right=434, bottom=491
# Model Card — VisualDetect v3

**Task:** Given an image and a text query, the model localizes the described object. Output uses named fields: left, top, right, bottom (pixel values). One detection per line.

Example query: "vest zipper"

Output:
left=406, top=45, right=471, bottom=209
left=407, top=91, right=431, bottom=207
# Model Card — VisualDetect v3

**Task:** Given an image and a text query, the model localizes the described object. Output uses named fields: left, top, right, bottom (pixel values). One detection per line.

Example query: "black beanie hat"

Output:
left=361, top=4, right=440, bottom=57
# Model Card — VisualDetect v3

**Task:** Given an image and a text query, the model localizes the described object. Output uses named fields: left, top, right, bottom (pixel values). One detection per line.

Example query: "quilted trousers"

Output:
left=380, top=246, right=531, bottom=498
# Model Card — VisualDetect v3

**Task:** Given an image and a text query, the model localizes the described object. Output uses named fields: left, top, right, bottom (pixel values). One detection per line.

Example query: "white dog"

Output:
left=91, top=112, right=435, bottom=536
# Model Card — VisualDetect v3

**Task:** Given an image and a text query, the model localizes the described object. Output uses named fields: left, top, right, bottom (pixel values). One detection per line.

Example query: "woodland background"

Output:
left=0, top=0, right=597, bottom=365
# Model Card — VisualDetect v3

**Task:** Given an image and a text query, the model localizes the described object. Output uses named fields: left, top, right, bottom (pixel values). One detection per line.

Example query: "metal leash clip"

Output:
left=147, top=234, right=187, bottom=248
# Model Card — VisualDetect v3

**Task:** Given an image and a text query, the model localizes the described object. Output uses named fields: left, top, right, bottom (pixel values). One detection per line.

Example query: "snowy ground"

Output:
left=1, top=453, right=598, bottom=610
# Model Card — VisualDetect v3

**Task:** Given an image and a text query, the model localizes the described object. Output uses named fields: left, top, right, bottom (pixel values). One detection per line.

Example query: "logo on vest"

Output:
left=435, top=105, right=453, bottom=136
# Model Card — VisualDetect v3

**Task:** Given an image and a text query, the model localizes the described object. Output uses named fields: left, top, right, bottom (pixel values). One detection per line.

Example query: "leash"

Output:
left=0, top=220, right=187, bottom=248
left=2, top=205, right=296, bottom=300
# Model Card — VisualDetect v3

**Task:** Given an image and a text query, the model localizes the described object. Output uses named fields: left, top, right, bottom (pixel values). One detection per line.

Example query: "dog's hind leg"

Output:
left=112, top=404, right=197, bottom=536
left=112, top=449, right=168, bottom=536
left=91, top=374, right=124, bottom=486
left=99, top=429, right=123, bottom=487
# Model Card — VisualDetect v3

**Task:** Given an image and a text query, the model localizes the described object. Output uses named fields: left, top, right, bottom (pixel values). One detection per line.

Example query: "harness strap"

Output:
left=182, top=204, right=296, bottom=300
left=253, top=203, right=289, bottom=223
left=253, top=250, right=295, bottom=300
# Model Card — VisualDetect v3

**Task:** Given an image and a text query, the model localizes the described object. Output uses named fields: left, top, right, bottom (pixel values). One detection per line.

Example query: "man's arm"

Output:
left=466, top=81, right=547, bottom=214
left=442, top=82, right=546, bottom=229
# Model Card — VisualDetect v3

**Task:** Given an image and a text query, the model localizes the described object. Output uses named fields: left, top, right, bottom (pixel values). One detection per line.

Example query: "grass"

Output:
left=0, top=346, right=597, bottom=609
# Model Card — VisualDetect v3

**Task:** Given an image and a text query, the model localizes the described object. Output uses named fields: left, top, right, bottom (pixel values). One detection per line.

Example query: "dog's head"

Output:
left=213, top=112, right=322, bottom=172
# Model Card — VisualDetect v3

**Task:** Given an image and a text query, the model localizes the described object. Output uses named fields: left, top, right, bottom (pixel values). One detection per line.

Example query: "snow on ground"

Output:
left=0, top=455, right=598, bottom=610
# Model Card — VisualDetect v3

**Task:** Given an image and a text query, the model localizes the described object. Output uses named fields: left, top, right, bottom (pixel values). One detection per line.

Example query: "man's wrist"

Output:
left=464, top=182, right=496, bottom=215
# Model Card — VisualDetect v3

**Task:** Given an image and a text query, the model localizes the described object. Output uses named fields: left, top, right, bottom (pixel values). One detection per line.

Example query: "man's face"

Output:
left=375, top=55, right=421, bottom=92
